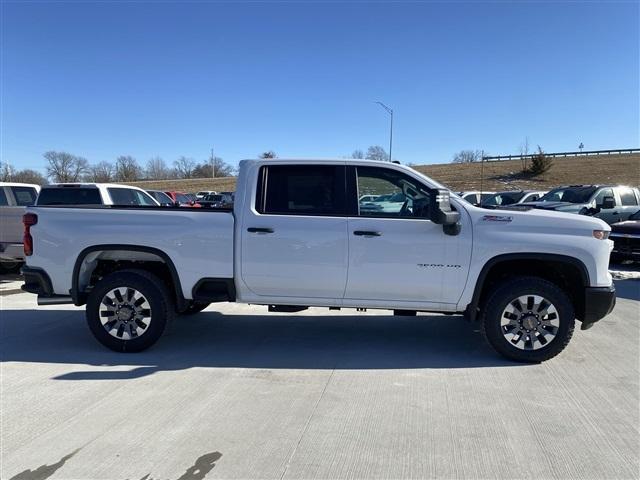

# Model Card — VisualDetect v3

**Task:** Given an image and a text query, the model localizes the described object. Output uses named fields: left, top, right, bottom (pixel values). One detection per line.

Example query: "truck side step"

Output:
left=268, top=305, right=308, bottom=313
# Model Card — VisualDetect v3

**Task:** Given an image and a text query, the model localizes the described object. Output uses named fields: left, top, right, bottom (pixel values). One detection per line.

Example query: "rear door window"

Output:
left=0, top=188, right=8, bottom=206
left=257, top=165, right=346, bottom=215
left=619, top=188, right=638, bottom=206
left=10, top=186, right=38, bottom=206
left=108, top=188, right=157, bottom=206
left=37, top=188, right=102, bottom=205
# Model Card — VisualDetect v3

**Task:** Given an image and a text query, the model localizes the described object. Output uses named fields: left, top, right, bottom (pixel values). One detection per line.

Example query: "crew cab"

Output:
left=22, top=159, right=616, bottom=362
left=520, top=185, right=640, bottom=224
left=0, top=182, right=40, bottom=272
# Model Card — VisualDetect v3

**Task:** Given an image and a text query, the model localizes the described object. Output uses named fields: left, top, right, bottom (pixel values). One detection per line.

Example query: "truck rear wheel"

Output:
left=481, top=277, right=575, bottom=363
left=86, top=270, right=174, bottom=352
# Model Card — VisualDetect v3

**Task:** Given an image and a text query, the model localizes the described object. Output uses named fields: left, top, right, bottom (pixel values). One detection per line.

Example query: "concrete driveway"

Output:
left=1, top=272, right=638, bottom=479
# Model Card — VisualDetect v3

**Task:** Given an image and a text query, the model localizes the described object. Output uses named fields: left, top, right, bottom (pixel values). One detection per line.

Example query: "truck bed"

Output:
left=26, top=205, right=234, bottom=299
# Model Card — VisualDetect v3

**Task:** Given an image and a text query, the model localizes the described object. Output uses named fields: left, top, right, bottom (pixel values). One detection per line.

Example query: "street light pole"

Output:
left=375, top=101, right=393, bottom=161
left=210, top=147, right=215, bottom=179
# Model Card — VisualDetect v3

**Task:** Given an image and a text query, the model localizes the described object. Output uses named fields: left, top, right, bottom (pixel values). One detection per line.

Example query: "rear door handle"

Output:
left=247, top=227, right=274, bottom=234
left=353, top=230, right=381, bottom=237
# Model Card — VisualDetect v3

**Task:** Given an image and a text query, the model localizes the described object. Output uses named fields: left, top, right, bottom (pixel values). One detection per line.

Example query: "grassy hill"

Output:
left=127, top=152, right=639, bottom=193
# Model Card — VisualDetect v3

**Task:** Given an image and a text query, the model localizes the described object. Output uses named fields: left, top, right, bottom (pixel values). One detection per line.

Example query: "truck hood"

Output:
left=470, top=205, right=609, bottom=233
left=611, top=220, right=640, bottom=235
left=518, top=201, right=587, bottom=212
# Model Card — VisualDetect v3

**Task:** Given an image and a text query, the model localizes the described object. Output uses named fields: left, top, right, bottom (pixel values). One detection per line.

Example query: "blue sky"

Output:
left=1, top=1, right=638, bottom=172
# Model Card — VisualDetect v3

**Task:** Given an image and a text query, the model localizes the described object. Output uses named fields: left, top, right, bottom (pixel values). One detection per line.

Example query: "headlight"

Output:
left=592, top=230, right=610, bottom=240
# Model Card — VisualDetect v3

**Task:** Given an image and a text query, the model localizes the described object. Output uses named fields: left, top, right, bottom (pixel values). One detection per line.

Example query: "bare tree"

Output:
left=351, top=149, right=364, bottom=159
left=0, top=161, right=15, bottom=181
left=87, top=161, right=115, bottom=182
left=115, top=156, right=142, bottom=182
left=146, top=156, right=169, bottom=180
left=193, top=157, right=235, bottom=178
left=452, top=150, right=483, bottom=163
left=44, top=151, right=89, bottom=182
left=259, top=151, right=277, bottom=159
left=365, top=145, right=388, bottom=162
left=12, top=169, right=46, bottom=185
left=173, top=156, right=196, bottom=179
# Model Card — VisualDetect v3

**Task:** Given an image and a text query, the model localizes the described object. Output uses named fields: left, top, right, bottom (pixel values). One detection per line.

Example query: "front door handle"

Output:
left=353, top=230, right=381, bottom=237
left=612, top=212, right=619, bottom=215
left=247, top=227, right=274, bottom=234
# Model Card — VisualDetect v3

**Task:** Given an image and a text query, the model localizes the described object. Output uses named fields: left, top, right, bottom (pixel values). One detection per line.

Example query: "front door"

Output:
left=240, top=164, right=349, bottom=300
left=344, top=165, right=471, bottom=306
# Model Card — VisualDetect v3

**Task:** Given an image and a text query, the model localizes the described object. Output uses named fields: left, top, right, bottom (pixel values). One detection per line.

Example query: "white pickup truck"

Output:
left=22, top=159, right=616, bottom=362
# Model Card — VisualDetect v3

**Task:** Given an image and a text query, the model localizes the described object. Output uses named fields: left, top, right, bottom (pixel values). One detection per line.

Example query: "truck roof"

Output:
left=44, top=183, right=145, bottom=189
left=0, top=182, right=42, bottom=189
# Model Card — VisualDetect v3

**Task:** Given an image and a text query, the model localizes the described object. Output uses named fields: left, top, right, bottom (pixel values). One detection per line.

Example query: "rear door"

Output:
left=240, top=164, right=349, bottom=300
left=616, top=187, right=639, bottom=222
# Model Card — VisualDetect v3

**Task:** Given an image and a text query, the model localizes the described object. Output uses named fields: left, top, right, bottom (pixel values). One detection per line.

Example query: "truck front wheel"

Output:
left=86, top=270, right=174, bottom=352
left=481, top=277, right=575, bottom=363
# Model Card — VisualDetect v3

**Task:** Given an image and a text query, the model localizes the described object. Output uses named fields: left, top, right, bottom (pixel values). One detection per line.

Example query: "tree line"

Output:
left=1, top=151, right=240, bottom=185
left=1, top=145, right=395, bottom=185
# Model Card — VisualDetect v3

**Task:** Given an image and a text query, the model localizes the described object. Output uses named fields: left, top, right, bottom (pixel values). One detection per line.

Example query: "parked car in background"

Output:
left=196, top=190, right=217, bottom=199
left=37, top=183, right=159, bottom=206
left=198, top=193, right=233, bottom=208
left=164, top=191, right=200, bottom=207
left=359, top=194, right=380, bottom=203
left=609, top=209, right=640, bottom=262
left=481, top=190, right=546, bottom=208
left=520, top=185, right=640, bottom=224
left=458, top=191, right=495, bottom=206
left=146, top=190, right=175, bottom=206
left=0, top=182, right=41, bottom=272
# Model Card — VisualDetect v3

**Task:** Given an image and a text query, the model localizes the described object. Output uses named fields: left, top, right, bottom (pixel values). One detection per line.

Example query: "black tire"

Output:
left=180, top=301, right=210, bottom=315
left=86, top=269, right=174, bottom=352
left=481, top=276, right=575, bottom=363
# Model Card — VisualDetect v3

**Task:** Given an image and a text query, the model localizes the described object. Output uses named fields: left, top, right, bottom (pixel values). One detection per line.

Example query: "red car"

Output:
left=164, top=191, right=201, bottom=207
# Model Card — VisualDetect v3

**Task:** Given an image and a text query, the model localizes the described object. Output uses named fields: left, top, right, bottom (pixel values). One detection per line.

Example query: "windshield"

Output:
left=539, top=186, right=597, bottom=203
left=205, top=195, right=223, bottom=201
left=175, top=194, right=191, bottom=204
left=481, top=191, right=525, bottom=206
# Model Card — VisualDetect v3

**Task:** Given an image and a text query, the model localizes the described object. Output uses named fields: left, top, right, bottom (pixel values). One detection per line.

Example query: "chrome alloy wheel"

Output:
left=98, top=287, right=152, bottom=340
left=500, top=295, right=560, bottom=350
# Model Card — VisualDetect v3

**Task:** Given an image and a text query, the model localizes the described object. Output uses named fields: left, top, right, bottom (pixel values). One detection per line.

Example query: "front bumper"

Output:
left=581, top=284, right=616, bottom=330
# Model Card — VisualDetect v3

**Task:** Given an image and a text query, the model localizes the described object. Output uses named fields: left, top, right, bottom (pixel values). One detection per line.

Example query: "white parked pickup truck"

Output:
left=22, top=159, right=616, bottom=362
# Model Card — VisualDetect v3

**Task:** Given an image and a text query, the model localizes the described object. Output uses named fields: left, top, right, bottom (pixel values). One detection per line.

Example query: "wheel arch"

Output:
left=71, top=244, right=187, bottom=310
left=467, top=253, right=590, bottom=322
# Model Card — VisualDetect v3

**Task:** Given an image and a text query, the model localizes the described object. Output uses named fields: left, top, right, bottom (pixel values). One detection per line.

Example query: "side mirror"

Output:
left=599, top=196, right=615, bottom=210
left=429, top=189, right=461, bottom=236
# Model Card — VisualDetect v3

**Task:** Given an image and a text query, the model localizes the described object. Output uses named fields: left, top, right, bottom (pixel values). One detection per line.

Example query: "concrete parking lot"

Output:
left=1, top=270, right=639, bottom=480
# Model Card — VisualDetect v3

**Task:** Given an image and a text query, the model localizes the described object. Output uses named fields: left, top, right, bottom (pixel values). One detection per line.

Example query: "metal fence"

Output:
left=482, top=148, right=639, bottom=162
